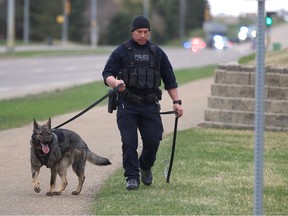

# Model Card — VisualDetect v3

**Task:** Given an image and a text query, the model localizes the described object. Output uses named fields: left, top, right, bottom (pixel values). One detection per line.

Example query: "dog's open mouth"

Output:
left=41, top=143, right=50, bottom=154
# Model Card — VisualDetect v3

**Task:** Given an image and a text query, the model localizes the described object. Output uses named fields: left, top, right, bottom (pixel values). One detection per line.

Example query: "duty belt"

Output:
left=120, top=89, right=161, bottom=106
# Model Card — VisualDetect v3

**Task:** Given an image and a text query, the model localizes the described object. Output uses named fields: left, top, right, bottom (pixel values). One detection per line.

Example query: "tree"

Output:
left=98, top=0, right=143, bottom=45
left=69, top=0, right=88, bottom=43
left=151, top=0, right=206, bottom=43
left=29, top=0, right=62, bottom=41
left=101, top=12, right=131, bottom=45
left=0, top=0, right=7, bottom=40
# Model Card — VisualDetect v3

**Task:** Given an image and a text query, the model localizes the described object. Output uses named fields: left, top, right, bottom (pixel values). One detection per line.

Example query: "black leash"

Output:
left=159, top=110, right=176, bottom=115
left=53, top=84, right=123, bottom=129
left=160, top=110, right=179, bottom=183
left=163, top=114, right=179, bottom=183
left=53, top=84, right=179, bottom=183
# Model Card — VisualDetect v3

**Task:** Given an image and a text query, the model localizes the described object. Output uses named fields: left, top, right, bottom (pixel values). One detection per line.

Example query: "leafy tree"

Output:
left=151, top=0, right=179, bottom=42
left=29, top=0, right=62, bottom=41
left=69, top=0, right=88, bottom=43
left=151, top=0, right=206, bottom=42
left=1, top=0, right=206, bottom=45
left=100, top=12, right=131, bottom=45
left=0, top=0, right=7, bottom=39
left=99, top=0, right=143, bottom=45
left=101, top=0, right=206, bottom=45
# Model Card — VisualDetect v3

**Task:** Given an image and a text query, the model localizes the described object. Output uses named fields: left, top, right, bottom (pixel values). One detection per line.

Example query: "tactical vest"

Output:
left=118, top=40, right=161, bottom=90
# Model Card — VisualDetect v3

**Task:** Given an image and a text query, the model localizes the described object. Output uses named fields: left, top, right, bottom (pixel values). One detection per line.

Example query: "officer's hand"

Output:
left=173, top=104, right=183, bottom=117
left=114, top=80, right=126, bottom=92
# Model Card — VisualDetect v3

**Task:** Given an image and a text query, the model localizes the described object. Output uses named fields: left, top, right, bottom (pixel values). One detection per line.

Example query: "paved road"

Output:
left=1, top=23, right=287, bottom=100
left=2, top=22, right=288, bottom=101
left=0, top=43, right=253, bottom=100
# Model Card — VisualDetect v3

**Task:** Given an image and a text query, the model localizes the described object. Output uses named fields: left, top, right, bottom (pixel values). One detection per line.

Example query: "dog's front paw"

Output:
left=45, top=191, right=54, bottom=196
left=54, top=191, right=61, bottom=196
left=34, top=187, right=41, bottom=193
left=72, top=191, right=80, bottom=195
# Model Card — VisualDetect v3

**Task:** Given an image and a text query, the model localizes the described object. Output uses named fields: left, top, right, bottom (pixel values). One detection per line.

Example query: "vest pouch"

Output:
left=154, top=70, right=161, bottom=87
left=146, top=68, right=154, bottom=88
left=119, top=69, right=129, bottom=84
left=138, top=68, right=146, bottom=88
left=156, top=88, right=162, bottom=101
left=128, top=68, right=138, bottom=87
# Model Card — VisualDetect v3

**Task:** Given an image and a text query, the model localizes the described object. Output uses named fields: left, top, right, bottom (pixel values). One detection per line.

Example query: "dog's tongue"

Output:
left=41, top=144, right=50, bottom=154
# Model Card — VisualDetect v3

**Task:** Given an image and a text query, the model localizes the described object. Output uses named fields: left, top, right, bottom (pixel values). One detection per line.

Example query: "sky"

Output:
left=208, top=0, right=288, bottom=16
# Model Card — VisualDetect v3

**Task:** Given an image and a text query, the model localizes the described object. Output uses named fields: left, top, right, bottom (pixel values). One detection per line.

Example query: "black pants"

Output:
left=116, top=99, right=164, bottom=182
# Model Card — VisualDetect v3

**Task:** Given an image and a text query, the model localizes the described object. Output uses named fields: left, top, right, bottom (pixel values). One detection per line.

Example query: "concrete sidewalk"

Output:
left=0, top=77, right=213, bottom=215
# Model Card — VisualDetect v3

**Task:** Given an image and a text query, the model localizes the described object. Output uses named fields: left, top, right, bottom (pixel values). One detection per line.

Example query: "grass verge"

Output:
left=90, top=128, right=288, bottom=215
left=239, top=47, right=288, bottom=67
left=0, top=65, right=216, bottom=130
left=0, top=48, right=111, bottom=58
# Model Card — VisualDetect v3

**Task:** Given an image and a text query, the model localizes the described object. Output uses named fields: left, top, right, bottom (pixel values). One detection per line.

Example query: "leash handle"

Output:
left=166, top=116, right=179, bottom=183
left=53, top=83, right=124, bottom=129
left=159, top=110, right=176, bottom=115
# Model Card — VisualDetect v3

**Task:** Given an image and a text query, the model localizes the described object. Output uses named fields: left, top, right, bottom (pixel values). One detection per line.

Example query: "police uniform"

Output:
left=102, top=17, right=178, bottom=188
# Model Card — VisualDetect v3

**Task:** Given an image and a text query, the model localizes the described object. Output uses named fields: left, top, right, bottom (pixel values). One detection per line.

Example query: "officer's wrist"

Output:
left=173, top=99, right=182, bottom=105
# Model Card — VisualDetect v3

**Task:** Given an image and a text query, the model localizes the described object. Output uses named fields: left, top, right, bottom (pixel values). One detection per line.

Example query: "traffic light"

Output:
left=266, top=12, right=274, bottom=27
left=266, top=16, right=273, bottom=26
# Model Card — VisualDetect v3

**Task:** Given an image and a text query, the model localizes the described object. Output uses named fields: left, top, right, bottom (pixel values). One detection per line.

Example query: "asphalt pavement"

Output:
left=0, top=40, right=254, bottom=100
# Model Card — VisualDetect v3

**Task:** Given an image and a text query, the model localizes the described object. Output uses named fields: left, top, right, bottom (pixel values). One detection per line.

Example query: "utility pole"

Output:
left=7, top=0, right=15, bottom=52
left=62, top=0, right=70, bottom=46
left=90, top=0, right=97, bottom=48
left=23, top=0, right=30, bottom=44
left=143, top=0, right=149, bottom=18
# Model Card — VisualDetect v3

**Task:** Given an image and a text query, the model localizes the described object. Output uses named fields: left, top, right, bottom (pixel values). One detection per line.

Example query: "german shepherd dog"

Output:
left=30, top=118, right=111, bottom=196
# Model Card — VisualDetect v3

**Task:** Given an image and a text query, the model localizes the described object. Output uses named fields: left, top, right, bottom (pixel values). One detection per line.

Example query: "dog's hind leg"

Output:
left=46, top=168, right=57, bottom=196
left=55, top=157, right=70, bottom=195
left=72, top=175, right=85, bottom=195
left=71, top=153, right=86, bottom=195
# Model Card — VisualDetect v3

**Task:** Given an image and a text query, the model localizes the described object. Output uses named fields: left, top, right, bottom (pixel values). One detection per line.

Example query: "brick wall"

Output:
left=201, top=64, right=288, bottom=131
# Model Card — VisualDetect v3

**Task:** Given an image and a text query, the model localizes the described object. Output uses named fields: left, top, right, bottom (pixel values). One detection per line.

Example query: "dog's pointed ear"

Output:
left=47, top=118, right=51, bottom=129
left=33, top=119, right=39, bottom=129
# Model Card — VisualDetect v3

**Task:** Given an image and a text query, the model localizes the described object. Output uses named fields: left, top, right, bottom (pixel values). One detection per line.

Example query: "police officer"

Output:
left=102, top=15, right=183, bottom=190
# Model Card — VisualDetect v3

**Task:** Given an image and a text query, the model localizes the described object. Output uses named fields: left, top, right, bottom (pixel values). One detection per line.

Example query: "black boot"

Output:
left=141, top=169, right=153, bottom=186
left=126, top=179, right=139, bottom=190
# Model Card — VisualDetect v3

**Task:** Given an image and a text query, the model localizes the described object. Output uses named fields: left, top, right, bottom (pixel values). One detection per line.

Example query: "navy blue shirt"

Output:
left=102, top=39, right=178, bottom=90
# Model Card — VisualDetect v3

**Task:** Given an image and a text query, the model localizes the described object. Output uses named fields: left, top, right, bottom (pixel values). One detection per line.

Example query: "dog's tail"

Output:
left=87, top=149, right=112, bottom=166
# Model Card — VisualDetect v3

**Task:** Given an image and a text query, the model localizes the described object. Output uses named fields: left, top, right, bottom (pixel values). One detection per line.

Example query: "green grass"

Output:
left=0, top=65, right=216, bottom=130
left=0, top=82, right=107, bottom=130
left=90, top=128, right=288, bottom=215
left=239, top=53, right=256, bottom=64
left=238, top=47, right=288, bottom=68
left=0, top=49, right=111, bottom=58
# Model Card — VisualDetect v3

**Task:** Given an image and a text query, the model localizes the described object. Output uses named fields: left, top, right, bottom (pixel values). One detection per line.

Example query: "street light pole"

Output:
left=7, top=0, right=15, bottom=52
left=143, top=0, right=149, bottom=18
left=62, top=0, right=69, bottom=46
left=254, top=0, right=266, bottom=215
left=23, top=0, right=30, bottom=44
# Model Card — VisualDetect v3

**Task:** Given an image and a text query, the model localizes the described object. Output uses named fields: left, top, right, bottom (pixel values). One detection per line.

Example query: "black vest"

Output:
left=118, top=40, right=161, bottom=93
